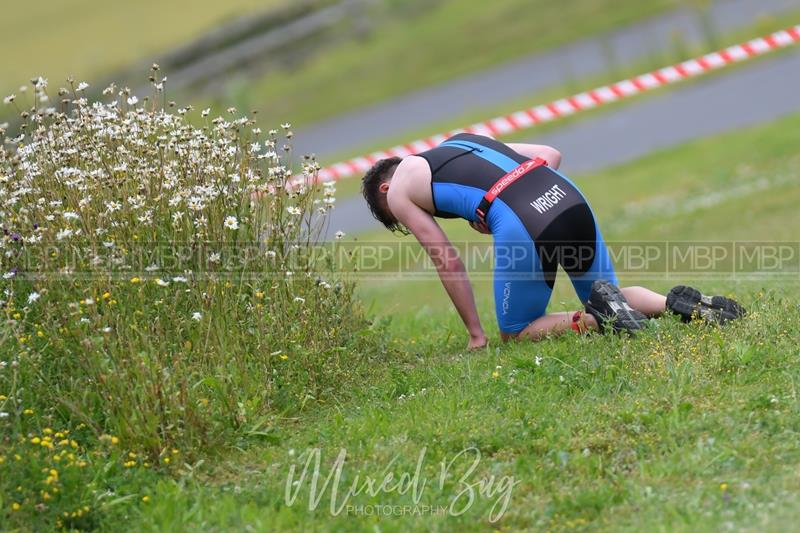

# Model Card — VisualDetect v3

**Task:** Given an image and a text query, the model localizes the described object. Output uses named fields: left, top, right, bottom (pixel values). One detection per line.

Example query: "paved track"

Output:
left=324, top=48, right=800, bottom=237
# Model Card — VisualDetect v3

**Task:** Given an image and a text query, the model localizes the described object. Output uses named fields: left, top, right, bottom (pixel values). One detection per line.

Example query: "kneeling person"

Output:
left=361, top=134, right=743, bottom=349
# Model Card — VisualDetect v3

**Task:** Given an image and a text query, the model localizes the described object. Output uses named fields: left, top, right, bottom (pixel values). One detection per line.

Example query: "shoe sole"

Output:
left=666, top=285, right=745, bottom=323
left=586, top=281, right=649, bottom=334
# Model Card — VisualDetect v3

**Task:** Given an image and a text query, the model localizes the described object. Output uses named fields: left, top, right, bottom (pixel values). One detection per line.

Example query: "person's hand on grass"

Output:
left=468, top=333, right=489, bottom=351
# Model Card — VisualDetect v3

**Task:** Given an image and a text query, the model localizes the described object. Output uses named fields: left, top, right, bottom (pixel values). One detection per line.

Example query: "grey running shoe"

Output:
left=666, top=285, right=745, bottom=324
left=585, top=280, right=649, bottom=334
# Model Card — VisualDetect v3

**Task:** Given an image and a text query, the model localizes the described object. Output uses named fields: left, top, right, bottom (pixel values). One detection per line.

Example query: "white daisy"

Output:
left=224, top=216, right=239, bottom=230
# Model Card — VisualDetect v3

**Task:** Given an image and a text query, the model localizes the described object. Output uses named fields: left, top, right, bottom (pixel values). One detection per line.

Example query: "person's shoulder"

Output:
left=394, top=155, right=429, bottom=177
left=387, top=157, right=429, bottom=208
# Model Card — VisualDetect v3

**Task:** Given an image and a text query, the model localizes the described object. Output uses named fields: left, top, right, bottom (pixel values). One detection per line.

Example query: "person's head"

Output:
left=362, top=157, right=406, bottom=233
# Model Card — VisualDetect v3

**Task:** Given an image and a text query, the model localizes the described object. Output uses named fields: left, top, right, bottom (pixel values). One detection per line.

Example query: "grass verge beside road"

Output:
left=215, top=0, right=685, bottom=128
left=324, top=9, right=800, bottom=201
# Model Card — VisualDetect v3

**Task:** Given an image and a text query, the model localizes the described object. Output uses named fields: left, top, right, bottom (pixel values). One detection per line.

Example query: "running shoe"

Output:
left=666, top=285, right=745, bottom=324
left=585, top=280, right=649, bottom=334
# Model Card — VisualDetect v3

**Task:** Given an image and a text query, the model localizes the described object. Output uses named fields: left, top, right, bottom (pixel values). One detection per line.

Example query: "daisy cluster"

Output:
left=0, top=74, right=366, bottom=464
left=1, top=76, right=331, bottom=280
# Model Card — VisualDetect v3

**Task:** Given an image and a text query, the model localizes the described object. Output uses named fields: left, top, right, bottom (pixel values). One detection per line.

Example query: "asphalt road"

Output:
left=323, top=47, right=800, bottom=238
left=295, top=0, right=800, bottom=160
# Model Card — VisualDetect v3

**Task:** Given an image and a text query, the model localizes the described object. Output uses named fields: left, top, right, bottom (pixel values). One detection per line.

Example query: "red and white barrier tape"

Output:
left=309, top=24, right=800, bottom=183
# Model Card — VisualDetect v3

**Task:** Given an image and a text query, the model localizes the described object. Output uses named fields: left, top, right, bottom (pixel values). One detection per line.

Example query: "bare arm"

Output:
left=389, top=194, right=487, bottom=348
left=506, top=143, right=562, bottom=169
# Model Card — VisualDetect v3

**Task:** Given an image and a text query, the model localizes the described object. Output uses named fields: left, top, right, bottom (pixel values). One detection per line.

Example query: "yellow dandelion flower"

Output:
left=130, top=277, right=141, bottom=284
left=31, top=437, right=41, bottom=444
left=102, top=292, right=111, bottom=299
left=12, top=502, right=21, bottom=511
left=491, top=371, right=500, bottom=379
left=720, top=483, right=728, bottom=491
left=280, top=354, right=289, bottom=360
left=23, top=408, right=34, bottom=415
left=111, top=436, right=119, bottom=445
left=164, top=457, right=171, bottom=464
left=142, top=496, right=150, bottom=503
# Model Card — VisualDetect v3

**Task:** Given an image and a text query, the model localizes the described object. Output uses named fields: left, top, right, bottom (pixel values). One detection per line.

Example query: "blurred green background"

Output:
left=1, top=0, right=715, bottom=127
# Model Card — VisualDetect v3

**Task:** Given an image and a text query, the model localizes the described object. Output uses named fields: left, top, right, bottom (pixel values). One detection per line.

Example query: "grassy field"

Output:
left=0, top=0, right=287, bottom=98
left=98, top=113, right=800, bottom=530
left=213, top=0, right=686, bottom=128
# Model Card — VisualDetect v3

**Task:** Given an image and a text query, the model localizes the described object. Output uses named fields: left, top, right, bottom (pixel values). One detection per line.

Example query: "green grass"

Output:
left=111, top=113, right=800, bottom=530
left=214, top=0, right=686, bottom=128
left=0, top=0, right=287, bottom=98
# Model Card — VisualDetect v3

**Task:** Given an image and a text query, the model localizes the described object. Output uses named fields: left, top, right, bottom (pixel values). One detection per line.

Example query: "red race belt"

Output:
left=475, top=157, right=547, bottom=225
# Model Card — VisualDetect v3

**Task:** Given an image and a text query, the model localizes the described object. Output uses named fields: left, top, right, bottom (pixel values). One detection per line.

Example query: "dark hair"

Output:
left=361, top=157, right=407, bottom=234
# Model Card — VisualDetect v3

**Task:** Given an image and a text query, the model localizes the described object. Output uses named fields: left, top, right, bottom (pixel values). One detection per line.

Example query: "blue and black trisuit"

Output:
left=415, top=133, right=618, bottom=334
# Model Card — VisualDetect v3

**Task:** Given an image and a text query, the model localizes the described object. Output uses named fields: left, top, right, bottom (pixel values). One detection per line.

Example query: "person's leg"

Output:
left=620, top=286, right=667, bottom=317
left=492, top=206, right=554, bottom=338
left=512, top=285, right=665, bottom=341
left=513, top=311, right=599, bottom=341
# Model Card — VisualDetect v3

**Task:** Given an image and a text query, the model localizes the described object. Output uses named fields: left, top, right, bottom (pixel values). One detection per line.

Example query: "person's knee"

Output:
left=500, top=331, right=518, bottom=343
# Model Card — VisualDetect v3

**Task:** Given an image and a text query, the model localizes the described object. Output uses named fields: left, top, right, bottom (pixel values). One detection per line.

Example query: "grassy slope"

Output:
left=216, top=0, right=682, bottom=128
left=125, top=113, right=800, bottom=531
left=0, top=0, right=286, bottom=97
